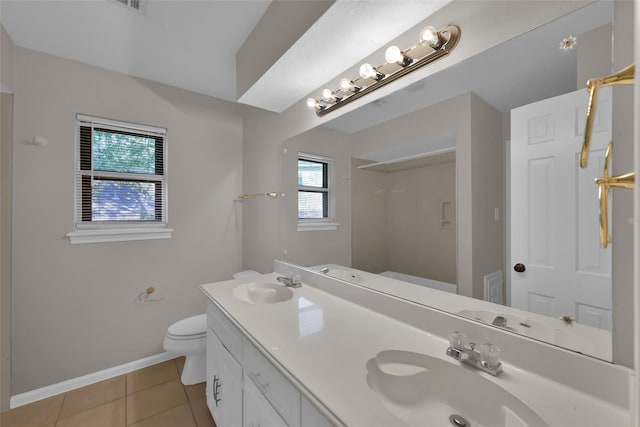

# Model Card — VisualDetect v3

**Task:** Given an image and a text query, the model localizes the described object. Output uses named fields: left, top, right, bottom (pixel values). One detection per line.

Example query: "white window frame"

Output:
left=297, top=152, right=339, bottom=231
left=66, top=114, right=173, bottom=244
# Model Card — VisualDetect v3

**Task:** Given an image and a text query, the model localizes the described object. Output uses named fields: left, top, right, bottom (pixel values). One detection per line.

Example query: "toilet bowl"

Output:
left=163, top=270, right=261, bottom=385
left=163, top=314, right=207, bottom=385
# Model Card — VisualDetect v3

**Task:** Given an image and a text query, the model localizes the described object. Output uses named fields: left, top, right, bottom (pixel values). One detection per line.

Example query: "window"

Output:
left=67, top=114, right=171, bottom=244
left=297, top=153, right=338, bottom=231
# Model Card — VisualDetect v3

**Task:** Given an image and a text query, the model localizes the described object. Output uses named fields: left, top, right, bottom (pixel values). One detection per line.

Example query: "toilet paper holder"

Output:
left=137, top=286, right=164, bottom=304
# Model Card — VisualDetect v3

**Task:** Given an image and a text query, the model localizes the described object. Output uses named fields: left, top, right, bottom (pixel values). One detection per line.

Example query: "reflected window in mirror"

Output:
left=297, top=153, right=338, bottom=231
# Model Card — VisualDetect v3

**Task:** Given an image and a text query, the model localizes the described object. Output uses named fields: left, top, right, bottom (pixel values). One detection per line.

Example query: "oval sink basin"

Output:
left=366, top=350, right=547, bottom=427
left=233, top=282, right=294, bottom=304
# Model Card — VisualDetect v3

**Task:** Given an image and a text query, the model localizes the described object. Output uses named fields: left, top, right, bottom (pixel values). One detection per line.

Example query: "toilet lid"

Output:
left=168, top=314, right=207, bottom=337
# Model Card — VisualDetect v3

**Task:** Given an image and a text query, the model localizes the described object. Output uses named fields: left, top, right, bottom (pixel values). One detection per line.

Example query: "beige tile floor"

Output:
left=0, top=357, right=216, bottom=427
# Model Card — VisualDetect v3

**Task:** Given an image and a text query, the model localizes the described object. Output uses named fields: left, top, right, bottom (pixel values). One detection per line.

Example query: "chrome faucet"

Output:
left=446, top=331, right=503, bottom=376
left=318, top=267, right=330, bottom=274
left=277, top=274, right=302, bottom=288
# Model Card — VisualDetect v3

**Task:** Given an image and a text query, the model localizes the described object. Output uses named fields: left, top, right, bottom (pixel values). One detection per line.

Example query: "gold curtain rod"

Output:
left=580, top=64, right=634, bottom=168
left=581, top=63, right=635, bottom=247
left=237, top=192, right=282, bottom=200
left=596, top=143, right=635, bottom=248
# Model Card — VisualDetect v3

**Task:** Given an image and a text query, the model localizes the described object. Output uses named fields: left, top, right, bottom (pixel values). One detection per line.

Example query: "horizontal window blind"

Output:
left=298, top=155, right=330, bottom=220
left=75, top=115, right=167, bottom=227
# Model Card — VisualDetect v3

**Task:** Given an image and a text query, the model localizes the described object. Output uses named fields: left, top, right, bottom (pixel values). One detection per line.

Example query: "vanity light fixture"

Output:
left=419, top=26, right=443, bottom=48
left=339, top=78, right=361, bottom=93
left=321, top=88, right=342, bottom=103
left=384, top=46, right=412, bottom=67
left=306, top=24, right=461, bottom=116
left=359, top=63, right=385, bottom=80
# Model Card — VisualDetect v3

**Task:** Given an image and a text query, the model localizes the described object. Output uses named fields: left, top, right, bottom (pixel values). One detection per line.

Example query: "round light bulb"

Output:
left=306, top=98, right=318, bottom=110
left=385, top=45, right=403, bottom=64
left=339, top=78, right=353, bottom=92
left=321, top=88, right=334, bottom=101
left=359, top=63, right=376, bottom=79
left=419, top=26, right=441, bottom=47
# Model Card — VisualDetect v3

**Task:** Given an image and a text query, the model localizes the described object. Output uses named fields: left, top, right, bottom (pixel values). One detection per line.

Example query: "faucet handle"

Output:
left=449, top=331, right=468, bottom=349
left=477, top=343, right=501, bottom=369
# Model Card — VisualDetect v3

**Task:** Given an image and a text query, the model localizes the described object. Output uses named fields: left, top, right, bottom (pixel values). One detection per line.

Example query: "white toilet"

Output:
left=163, top=270, right=260, bottom=385
left=163, top=314, right=208, bottom=385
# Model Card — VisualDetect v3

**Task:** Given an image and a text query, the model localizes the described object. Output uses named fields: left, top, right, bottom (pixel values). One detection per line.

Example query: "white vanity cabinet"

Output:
left=206, top=329, right=242, bottom=427
left=243, top=374, right=288, bottom=427
left=206, top=300, right=334, bottom=427
left=243, top=341, right=301, bottom=427
left=301, top=397, right=334, bottom=427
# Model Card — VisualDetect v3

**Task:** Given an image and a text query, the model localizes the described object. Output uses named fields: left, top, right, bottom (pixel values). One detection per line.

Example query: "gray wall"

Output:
left=1, top=22, right=15, bottom=411
left=350, top=93, right=502, bottom=299
left=351, top=157, right=390, bottom=275
left=469, top=93, right=504, bottom=300
left=279, top=126, right=352, bottom=267
left=11, top=48, right=244, bottom=393
left=1, top=23, right=15, bottom=92
left=352, top=157, right=457, bottom=283
left=611, top=0, right=635, bottom=368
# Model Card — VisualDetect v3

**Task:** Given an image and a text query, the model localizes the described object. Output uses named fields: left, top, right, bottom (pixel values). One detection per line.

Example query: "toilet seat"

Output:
left=166, top=331, right=206, bottom=340
left=167, top=314, right=206, bottom=340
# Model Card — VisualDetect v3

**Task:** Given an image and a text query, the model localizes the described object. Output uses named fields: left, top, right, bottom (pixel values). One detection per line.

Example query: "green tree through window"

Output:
left=76, top=117, right=166, bottom=225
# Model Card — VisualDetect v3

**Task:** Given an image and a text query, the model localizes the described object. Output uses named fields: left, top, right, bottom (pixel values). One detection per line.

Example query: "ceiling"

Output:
left=0, top=0, right=270, bottom=102
left=0, top=0, right=451, bottom=112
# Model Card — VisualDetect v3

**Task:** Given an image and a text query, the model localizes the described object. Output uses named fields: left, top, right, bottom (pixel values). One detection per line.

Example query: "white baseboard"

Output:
left=10, top=352, right=175, bottom=409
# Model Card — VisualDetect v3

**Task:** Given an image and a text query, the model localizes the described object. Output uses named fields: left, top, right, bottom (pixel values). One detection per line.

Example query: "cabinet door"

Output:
left=301, top=397, right=334, bottom=427
left=243, top=374, right=288, bottom=427
left=207, top=328, right=242, bottom=427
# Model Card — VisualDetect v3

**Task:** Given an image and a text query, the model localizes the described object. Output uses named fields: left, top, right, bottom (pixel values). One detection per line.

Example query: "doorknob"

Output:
left=513, top=263, right=526, bottom=273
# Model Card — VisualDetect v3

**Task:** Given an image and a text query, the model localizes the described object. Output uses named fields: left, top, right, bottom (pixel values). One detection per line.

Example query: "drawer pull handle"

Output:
left=249, top=423, right=261, bottom=427
left=248, top=371, right=270, bottom=395
left=212, top=375, right=222, bottom=407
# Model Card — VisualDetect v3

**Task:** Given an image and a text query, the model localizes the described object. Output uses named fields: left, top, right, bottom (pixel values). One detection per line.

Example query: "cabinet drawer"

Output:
left=244, top=342, right=301, bottom=427
left=243, top=374, right=288, bottom=427
left=207, top=301, right=243, bottom=361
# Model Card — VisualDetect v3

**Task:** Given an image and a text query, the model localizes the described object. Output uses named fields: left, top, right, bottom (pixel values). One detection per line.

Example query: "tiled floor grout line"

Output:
left=124, top=373, right=128, bottom=427
left=127, top=401, right=187, bottom=427
left=54, top=391, right=67, bottom=424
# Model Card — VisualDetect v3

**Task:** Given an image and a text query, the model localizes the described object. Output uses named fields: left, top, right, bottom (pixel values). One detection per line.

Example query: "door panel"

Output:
left=511, top=87, right=612, bottom=329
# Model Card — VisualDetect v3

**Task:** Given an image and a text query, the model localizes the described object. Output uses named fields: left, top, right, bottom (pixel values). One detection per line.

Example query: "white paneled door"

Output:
left=510, top=88, right=612, bottom=330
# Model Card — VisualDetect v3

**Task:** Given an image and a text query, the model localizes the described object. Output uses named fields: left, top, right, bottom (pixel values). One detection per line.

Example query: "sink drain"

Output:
left=449, top=414, right=470, bottom=427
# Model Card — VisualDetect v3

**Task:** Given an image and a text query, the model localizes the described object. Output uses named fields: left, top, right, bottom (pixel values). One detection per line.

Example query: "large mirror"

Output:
left=279, top=1, right=616, bottom=360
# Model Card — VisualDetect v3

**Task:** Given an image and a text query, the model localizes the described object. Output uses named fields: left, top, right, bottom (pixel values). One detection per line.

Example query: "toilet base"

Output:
left=180, top=353, right=206, bottom=385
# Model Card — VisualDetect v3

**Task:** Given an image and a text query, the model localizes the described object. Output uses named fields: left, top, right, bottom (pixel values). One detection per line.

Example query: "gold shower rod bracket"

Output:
left=580, top=64, right=634, bottom=168
left=237, top=192, right=283, bottom=200
left=595, top=142, right=635, bottom=248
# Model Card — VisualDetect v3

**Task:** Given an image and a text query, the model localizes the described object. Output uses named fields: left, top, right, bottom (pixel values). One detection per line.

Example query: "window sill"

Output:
left=297, top=221, right=340, bottom=232
left=66, top=227, right=174, bottom=244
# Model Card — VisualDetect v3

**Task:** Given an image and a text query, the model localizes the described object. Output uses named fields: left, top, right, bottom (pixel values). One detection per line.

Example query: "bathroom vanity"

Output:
left=200, top=261, right=632, bottom=426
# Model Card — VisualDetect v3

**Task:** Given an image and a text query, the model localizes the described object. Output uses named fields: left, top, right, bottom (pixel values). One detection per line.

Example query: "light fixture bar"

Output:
left=308, top=24, right=461, bottom=117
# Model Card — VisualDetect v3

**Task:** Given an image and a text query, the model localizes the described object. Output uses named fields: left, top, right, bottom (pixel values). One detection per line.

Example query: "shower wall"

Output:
left=352, top=155, right=457, bottom=284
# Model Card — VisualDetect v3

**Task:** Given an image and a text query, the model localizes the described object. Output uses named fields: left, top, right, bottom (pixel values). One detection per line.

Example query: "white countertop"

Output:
left=201, top=272, right=629, bottom=427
